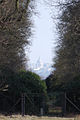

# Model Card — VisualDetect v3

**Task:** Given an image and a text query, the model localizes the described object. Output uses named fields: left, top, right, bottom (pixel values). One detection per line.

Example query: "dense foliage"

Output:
left=8, top=70, right=47, bottom=95
left=50, top=0, right=80, bottom=113
left=0, top=0, right=32, bottom=70
left=0, top=70, right=47, bottom=114
left=0, top=0, right=34, bottom=90
left=52, top=0, right=80, bottom=91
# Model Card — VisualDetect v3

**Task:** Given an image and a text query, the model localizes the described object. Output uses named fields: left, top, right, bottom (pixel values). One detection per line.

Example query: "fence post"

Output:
left=64, top=92, right=66, bottom=115
left=62, top=92, right=66, bottom=116
left=40, top=107, right=44, bottom=116
left=21, top=93, right=25, bottom=116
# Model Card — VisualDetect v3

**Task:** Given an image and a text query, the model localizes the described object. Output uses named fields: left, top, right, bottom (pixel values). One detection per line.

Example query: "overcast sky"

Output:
left=28, top=0, right=58, bottom=65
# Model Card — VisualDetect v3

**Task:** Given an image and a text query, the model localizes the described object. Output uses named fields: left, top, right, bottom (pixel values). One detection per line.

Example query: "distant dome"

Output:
left=35, top=57, right=43, bottom=69
left=29, top=58, right=53, bottom=79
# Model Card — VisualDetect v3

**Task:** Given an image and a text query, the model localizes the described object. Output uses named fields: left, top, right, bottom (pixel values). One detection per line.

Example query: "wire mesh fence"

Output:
left=0, top=91, right=80, bottom=116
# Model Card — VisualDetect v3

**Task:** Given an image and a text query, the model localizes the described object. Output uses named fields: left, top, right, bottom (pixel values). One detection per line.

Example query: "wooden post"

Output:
left=40, top=94, right=44, bottom=116
left=21, top=93, right=25, bottom=116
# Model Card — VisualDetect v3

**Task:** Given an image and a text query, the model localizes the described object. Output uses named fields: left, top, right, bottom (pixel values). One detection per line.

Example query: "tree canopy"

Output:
left=0, top=0, right=34, bottom=89
left=0, top=70, right=47, bottom=114
left=0, top=0, right=33, bottom=71
left=8, top=70, right=47, bottom=95
left=49, top=0, right=80, bottom=113
left=53, top=0, right=80, bottom=88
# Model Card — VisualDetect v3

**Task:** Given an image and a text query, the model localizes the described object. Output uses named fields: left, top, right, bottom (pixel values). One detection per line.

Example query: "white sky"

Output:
left=29, top=0, right=58, bottom=64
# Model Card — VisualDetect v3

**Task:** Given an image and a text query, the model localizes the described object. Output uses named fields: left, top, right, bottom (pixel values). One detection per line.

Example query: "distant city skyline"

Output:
left=28, top=0, right=58, bottom=65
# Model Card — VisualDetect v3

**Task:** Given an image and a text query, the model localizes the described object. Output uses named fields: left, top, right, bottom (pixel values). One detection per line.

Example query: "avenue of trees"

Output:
left=0, top=0, right=80, bottom=116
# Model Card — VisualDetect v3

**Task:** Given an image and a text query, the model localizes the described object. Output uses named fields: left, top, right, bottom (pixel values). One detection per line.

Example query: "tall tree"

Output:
left=0, top=0, right=34, bottom=89
left=53, top=0, right=80, bottom=86
left=0, top=0, right=33, bottom=71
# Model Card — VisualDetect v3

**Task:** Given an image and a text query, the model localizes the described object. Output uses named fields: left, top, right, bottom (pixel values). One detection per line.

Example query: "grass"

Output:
left=74, top=115, right=80, bottom=120
left=0, top=115, right=75, bottom=120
